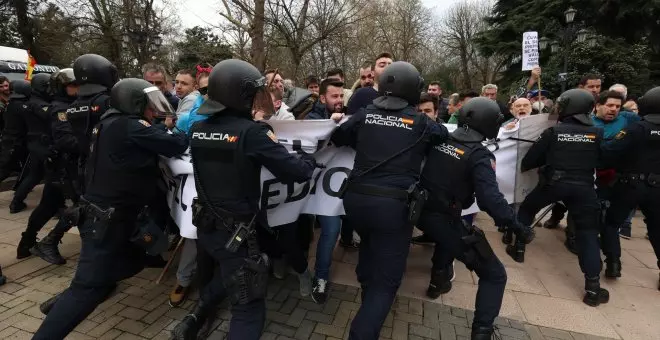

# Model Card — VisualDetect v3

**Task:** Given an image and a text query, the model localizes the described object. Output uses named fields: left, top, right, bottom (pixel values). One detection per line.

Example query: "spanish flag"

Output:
left=24, top=50, right=37, bottom=81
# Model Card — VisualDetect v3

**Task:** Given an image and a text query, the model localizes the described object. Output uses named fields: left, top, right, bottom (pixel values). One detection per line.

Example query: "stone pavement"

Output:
left=0, top=186, right=655, bottom=339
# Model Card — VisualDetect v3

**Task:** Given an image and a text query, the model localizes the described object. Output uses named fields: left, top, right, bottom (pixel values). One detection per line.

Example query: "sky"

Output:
left=176, top=0, right=461, bottom=30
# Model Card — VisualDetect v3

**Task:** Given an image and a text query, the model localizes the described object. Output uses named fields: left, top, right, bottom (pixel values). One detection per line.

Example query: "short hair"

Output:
left=325, top=68, right=344, bottom=79
left=609, top=83, right=628, bottom=100
left=419, top=92, right=438, bottom=111
left=597, top=90, right=625, bottom=105
left=428, top=81, right=441, bottom=88
left=578, top=74, right=601, bottom=86
left=359, top=61, right=373, bottom=70
left=264, top=69, right=280, bottom=77
left=374, top=52, right=394, bottom=64
left=481, top=84, right=498, bottom=93
left=176, top=69, right=195, bottom=81
left=142, top=63, right=168, bottom=79
left=448, top=93, right=460, bottom=105
left=459, top=90, right=479, bottom=101
left=320, top=79, right=344, bottom=95
left=305, top=75, right=319, bottom=88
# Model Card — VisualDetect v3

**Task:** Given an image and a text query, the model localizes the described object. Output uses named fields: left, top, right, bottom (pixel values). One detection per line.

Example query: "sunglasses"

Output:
left=199, top=87, right=208, bottom=95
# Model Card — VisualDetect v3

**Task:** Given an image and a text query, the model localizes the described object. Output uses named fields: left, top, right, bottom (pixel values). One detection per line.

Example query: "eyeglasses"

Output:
left=199, top=87, right=208, bottom=95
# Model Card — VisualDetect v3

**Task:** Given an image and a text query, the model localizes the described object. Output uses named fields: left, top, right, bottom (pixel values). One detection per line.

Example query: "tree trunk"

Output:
left=13, top=0, right=41, bottom=61
left=250, top=0, right=266, bottom=71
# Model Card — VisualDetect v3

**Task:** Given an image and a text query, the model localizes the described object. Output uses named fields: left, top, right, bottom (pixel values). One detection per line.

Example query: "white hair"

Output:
left=609, top=84, right=627, bottom=100
left=481, top=84, right=498, bottom=93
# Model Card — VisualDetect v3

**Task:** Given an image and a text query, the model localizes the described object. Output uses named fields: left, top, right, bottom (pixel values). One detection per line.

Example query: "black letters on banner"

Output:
left=322, top=167, right=350, bottom=198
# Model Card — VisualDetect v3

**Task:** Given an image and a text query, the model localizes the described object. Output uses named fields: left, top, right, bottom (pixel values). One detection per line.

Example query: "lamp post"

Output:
left=539, top=7, right=595, bottom=93
left=121, top=15, right=163, bottom=76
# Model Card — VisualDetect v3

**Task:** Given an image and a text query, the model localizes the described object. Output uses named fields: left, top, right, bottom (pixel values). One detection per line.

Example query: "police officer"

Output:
left=32, top=78, right=188, bottom=339
left=171, top=59, right=318, bottom=340
left=514, top=89, right=609, bottom=307
left=330, top=61, right=448, bottom=339
left=0, top=81, right=30, bottom=185
left=22, top=69, right=80, bottom=265
left=418, top=98, right=530, bottom=339
left=10, top=73, right=52, bottom=214
left=600, top=86, right=660, bottom=288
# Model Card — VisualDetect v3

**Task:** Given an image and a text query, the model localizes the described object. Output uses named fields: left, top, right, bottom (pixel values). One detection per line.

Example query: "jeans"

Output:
left=314, top=215, right=342, bottom=280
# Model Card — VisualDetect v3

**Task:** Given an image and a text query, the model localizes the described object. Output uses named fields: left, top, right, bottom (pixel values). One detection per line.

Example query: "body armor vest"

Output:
left=25, top=96, right=52, bottom=154
left=619, top=120, right=660, bottom=174
left=421, top=137, right=478, bottom=211
left=351, top=106, right=428, bottom=185
left=67, top=93, right=110, bottom=161
left=84, top=115, right=159, bottom=207
left=546, top=122, right=602, bottom=181
left=190, top=115, right=260, bottom=212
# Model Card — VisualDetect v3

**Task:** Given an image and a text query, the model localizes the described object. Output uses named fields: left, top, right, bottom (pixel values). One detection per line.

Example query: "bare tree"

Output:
left=217, top=0, right=267, bottom=70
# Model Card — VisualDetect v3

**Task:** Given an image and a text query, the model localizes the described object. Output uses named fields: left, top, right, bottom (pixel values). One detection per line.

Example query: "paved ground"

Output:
left=0, top=186, right=656, bottom=339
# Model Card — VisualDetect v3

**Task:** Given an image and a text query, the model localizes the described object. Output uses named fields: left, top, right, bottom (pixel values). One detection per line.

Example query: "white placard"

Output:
left=522, top=31, right=539, bottom=71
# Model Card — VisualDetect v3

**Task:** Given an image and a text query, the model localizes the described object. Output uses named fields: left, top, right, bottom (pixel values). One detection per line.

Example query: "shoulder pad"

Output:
left=372, top=96, right=408, bottom=111
left=643, top=114, right=660, bottom=125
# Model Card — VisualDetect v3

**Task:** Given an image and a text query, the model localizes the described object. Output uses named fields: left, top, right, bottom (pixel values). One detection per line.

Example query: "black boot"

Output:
left=171, top=302, right=212, bottom=340
left=583, top=277, right=610, bottom=307
left=506, top=241, right=526, bottom=263
left=605, top=258, right=622, bottom=278
left=471, top=326, right=494, bottom=340
left=542, top=217, right=561, bottom=229
left=9, top=201, right=27, bottom=214
left=30, top=230, right=66, bottom=265
left=17, top=232, right=37, bottom=259
left=501, top=229, right=513, bottom=245
left=426, top=266, right=453, bottom=299
left=40, top=294, right=61, bottom=315
left=0, top=266, right=6, bottom=286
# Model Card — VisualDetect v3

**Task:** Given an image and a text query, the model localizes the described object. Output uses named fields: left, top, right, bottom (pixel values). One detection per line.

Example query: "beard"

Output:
left=328, top=103, right=343, bottom=113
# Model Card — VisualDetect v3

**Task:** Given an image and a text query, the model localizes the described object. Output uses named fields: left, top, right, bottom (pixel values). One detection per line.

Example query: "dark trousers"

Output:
left=259, top=220, right=308, bottom=274
left=25, top=182, right=66, bottom=236
left=33, top=209, right=144, bottom=339
left=518, top=182, right=602, bottom=278
left=198, top=226, right=265, bottom=340
left=344, top=192, right=412, bottom=340
left=418, top=211, right=507, bottom=329
left=606, top=181, right=660, bottom=267
left=597, top=186, right=621, bottom=260
left=13, top=157, right=45, bottom=204
left=341, top=216, right=355, bottom=243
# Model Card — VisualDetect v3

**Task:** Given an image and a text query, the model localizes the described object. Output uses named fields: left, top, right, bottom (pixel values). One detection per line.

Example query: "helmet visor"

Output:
left=144, top=86, right=174, bottom=116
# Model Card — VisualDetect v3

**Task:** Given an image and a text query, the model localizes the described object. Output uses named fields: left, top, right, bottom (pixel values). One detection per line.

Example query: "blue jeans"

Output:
left=314, top=215, right=342, bottom=280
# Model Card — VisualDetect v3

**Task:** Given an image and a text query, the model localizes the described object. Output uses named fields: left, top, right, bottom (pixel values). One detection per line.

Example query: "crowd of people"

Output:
left=0, top=49, right=657, bottom=340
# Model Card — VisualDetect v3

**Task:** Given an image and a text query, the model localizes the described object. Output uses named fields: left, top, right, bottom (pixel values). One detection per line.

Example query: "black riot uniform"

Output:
left=171, top=59, right=318, bottom=340
left=10, top=74, right=53, bottom=214
left=515, top=89, right=609, bottom=307
left=21, top=69, right=79, bottom=265
left=601, top=86, right=660, bottom=288
left=330, top=62, right=448, bottom=339
left=0, top=80, right=30, bottom=182
left=418, top=98, right=528, bottom=340
left=32, top=78, right=188, bottom=339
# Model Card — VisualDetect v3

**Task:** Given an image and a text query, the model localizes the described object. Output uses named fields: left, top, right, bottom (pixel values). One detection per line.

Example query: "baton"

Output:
left=12, top=153, right=31, bottom=191
left=531, top=203, right=555, bottom=228
left=155, top=236, right=185, bottom=284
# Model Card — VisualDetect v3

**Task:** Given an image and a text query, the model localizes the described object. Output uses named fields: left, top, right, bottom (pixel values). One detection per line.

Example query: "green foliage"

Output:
left=175, top=26, right=232, bottom=71
left=477, top=0, right=660, bottom=95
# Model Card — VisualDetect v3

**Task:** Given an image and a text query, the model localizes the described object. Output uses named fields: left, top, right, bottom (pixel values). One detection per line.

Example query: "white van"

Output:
left=0, top=46, right=60, bottom=81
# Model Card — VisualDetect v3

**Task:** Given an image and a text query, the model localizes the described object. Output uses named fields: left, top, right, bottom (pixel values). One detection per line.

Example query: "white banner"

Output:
left=522, top=31, right=539, bottom=71
left=161, top=119, right=548, bottom=238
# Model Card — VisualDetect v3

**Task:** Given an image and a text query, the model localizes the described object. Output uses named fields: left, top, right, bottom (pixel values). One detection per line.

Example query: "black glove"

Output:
left=297, top=149, right=325, bottom=168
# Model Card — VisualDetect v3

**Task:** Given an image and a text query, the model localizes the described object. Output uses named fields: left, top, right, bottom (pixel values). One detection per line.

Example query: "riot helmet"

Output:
left=638, top=87, right=660, bottom=117
left=554, top=89, right=595, bottom=125
left=454, top=97, right=503, bottom=141
left=31, top=73, right=51, bottom=100
left=198, top=59, right=267, bottom=115
left=50, top=68, right=77, bottom=98
left=372, top=61, right=424, bottom=110
left=9, top=80, right=31, bottom=100
left=110, top=78, right=174, bottom=117
left=73, top=54, right=119, bottom=97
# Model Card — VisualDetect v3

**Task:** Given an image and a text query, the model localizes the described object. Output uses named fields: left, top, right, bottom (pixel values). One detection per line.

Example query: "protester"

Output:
left=623, top=99, right=638, bottom=113
left=447, top=90, right=478, bottom=124
left=0, top=75, right=9, bottom=131
left=268, top=88, right=295, bottom=120
left=578, top=74, right=602, bottom=100
left=325, top=68, right=353, bottom=106
left=427, top=81, right=449, bottom=121
left=143, top=63, right=179, bottom=111
left=346, top=52, right=393, bottom=115
left=174, top=69, right=199, bottom=115
left=176, top=67, right=211, bottom=134
left=417, top=92, right=439, bottom=121
left=305, top=75, right=320, bottom=94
